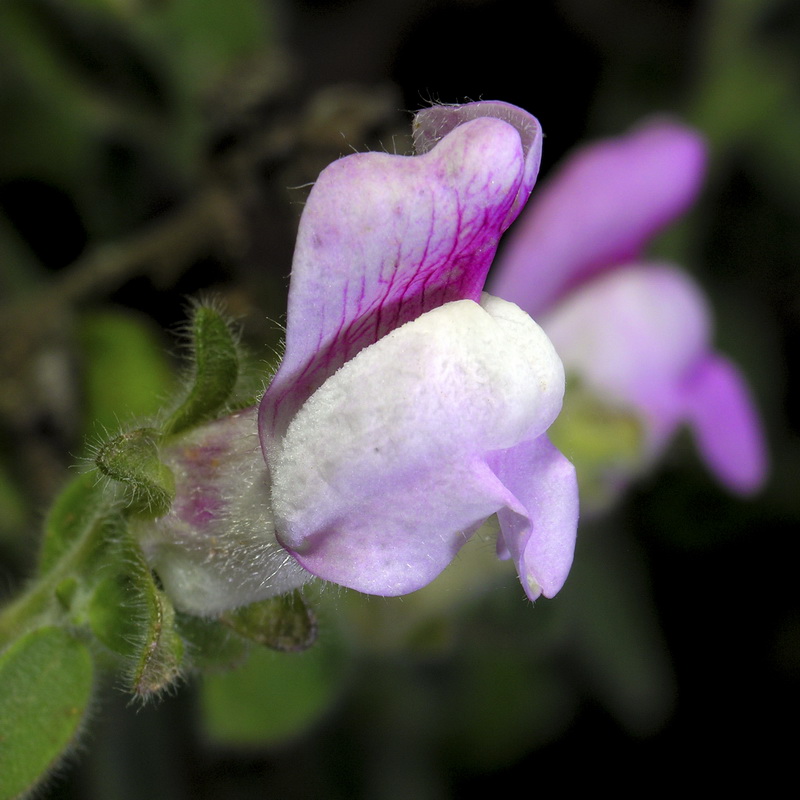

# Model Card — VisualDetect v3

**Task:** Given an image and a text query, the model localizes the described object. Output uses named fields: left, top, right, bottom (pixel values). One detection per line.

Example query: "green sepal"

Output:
left=163, top=305, right=240, bottom=437
left=88, top=569, right=146, bottom=660
left=219, top=591, right=318, bottom=653
left=128, top=584, right=183, bottom=699
left=176, top=613, right=249, bottom=672
left=122, top=543, right=183, bottom=698
left=0, top=626, right=94, bottom=800
left=86, top=529, right=184, bottom=698
left=95, top=427, right=175, bottom=518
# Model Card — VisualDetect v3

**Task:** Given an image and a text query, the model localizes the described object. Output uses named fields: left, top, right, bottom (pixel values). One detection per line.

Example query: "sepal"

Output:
left=163, top=303, right=241, bottom=437
left=128, top=584, right=183, bottom=699
left=95, top=427, right=175, bottom=518
left=176, top=613, right=250, bottom=672
left=123, top=539, right=184, bottom=699
left=219, top=591, right=318, bottom=653
left=87, top=529, right=184, bottom=698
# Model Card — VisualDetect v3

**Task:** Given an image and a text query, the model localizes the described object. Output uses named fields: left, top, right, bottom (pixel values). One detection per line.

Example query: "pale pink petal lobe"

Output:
left=270, top=297, right=566, bottom=596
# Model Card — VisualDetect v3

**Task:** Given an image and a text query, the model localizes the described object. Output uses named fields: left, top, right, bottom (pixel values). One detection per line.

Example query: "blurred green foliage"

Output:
left=79, top=311, right=174, bottom=437
left=201, top=625, right=351, bottom=747
left=0, top=0, right=275, bottom=237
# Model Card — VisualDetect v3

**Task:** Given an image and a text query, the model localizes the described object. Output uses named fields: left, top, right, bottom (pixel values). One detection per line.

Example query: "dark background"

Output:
left=0, top=0, right=796, bottom=797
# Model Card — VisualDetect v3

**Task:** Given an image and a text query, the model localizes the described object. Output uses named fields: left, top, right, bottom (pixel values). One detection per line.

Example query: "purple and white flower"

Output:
left=142, top=102, right=579, bottom=614
left=491, top=119, right=767, bottom=496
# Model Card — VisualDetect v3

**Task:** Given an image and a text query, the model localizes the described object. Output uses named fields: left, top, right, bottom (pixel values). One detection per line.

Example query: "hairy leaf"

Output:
left=0, top=626, right=93, bottom=799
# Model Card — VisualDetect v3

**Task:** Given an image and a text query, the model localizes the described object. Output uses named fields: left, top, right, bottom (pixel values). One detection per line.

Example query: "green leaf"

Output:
left=163, top=305, right=239, bottom=437
left=95, top=428, right=175, bottom=517
left=0, top=626, right=93, bottom=800
left=219, top=591, right=318, bottom=652
left=38, top=470, right=109, bottom=576
left=201, top=630, right=349, bottom=746
left=0, top=471, right=117, bottom=642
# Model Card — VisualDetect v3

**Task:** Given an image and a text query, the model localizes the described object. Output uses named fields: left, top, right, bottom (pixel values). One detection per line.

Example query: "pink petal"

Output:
left=278, top=460, right=513, bottom=596
left=681, top=355, right=768, bottom=494
left=259, top=115, right=535, bottom=455
left=541, top=265, right=711, bottom=428
left=269, top=296, right=566, bottom=596
left=491, top=118, right=707, bottom=316
left=539, top=264, right=768, bottom=492
left=413, top=101, right=543, bottom=224
left=491, top=437, right=579, bottom=600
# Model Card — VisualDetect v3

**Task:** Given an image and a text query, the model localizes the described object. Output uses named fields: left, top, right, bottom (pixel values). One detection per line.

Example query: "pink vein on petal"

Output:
left=258, top=116, right=533, bottom=459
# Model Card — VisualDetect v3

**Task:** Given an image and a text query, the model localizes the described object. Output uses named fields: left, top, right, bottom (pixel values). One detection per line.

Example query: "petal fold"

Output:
left=270, top=296, right=564, bottom=595
left=413, top=101, right=543, bottom=223
left=260, top=115, right=531, bottom=453
left=491, top=119, right=707, bottom=316
left=491, top=436, right=579, bottom=601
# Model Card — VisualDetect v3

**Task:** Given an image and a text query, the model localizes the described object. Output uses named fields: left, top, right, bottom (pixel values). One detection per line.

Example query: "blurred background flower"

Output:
left=0, top=0, right=796, bottom=797
left=490, top=118, right=767, bottom=507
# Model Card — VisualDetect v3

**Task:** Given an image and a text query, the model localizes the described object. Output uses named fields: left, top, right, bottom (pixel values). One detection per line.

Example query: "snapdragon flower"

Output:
left=490, top=119, right=767, bottom=499
left=141, top=102, right=579, bottom=615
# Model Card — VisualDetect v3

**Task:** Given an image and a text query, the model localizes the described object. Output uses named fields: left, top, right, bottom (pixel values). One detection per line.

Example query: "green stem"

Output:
left=0, top=503, right=116, bottom=646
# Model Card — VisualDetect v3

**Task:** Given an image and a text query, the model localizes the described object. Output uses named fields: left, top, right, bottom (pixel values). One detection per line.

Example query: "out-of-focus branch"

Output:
left=48, top=189, right=241, bottom=308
